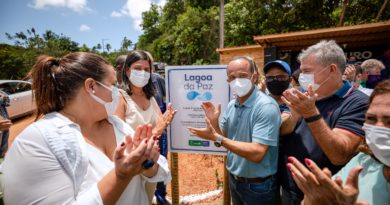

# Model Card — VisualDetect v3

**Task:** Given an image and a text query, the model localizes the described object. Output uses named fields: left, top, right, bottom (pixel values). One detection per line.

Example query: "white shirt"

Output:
left=1, top=112, right=170, bottom=205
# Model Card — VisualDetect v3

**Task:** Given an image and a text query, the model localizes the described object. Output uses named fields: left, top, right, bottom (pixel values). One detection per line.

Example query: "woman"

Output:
left=1, top=52, right=168, bottom=205
left=116, top=50, right=176, bottom=204
left=287, top=79, right=390, bottom=205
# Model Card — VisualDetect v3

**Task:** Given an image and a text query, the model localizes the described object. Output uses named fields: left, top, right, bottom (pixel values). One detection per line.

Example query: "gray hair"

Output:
left=298, top=40, right=346, bottom=73
left=361, top=59, right=385, bottom=72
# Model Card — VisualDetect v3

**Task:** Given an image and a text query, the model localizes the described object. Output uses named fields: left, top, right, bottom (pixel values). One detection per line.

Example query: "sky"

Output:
left=0, top=0, right=166, bottom=51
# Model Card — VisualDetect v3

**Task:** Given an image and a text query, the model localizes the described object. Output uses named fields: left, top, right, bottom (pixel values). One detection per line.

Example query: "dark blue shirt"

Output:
left=278, top=81, right=369, bottom=199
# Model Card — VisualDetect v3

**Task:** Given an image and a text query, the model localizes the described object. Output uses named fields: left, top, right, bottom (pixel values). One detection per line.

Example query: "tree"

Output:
left=96, top=43, right=102, bottom=51
left=121, top=37, right=132, bottom=51
left=138, top=4, right=162, bottom=50
left=106, top=43, right=112, bottom=52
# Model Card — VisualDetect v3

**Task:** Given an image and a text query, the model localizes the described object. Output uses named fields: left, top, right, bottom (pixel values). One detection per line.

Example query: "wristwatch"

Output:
left=214, top=134, right=224, bottom=147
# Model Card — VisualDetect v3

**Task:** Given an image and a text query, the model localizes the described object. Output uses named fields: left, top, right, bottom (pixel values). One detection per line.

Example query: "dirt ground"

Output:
left=8, top=115, right=226, bottom=205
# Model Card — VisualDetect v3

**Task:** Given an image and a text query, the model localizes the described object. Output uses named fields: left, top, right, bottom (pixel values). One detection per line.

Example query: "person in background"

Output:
left=115, top=55, right=127, bottom=86
left=291, top=69, right=302, bottom=90
left=263, top=60, right=298, bottom=136
left=116, top=50, right=176, bottom=205
left=151, top=62, right=170, bottom=205
left=0, top=91, right=11, bottom=158
left=279, top=40, right=368, bottom=205
left=1, top=52, right=167, bottom=204
left=359, top=59, right=386, bottom=95
left=188, top=56, right=281, bottom=205
left=287, top=79, right=390, bottom=205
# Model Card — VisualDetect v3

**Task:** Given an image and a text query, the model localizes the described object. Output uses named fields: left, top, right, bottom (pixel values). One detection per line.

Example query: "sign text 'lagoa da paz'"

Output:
left=184, top=74, right=213, bottom=90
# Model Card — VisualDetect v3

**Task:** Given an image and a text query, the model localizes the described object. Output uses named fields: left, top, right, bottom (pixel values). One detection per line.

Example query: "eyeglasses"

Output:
left=265, top=75, right=289, bottom=83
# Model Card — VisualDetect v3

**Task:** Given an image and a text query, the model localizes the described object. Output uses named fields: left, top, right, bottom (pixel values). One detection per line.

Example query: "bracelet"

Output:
left=304, top=114, right=322, bottom=123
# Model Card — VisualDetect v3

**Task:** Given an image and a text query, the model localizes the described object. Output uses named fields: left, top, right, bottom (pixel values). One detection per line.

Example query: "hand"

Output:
left=132, top=124, right=153, bottom=147
left=188, top=117, right=218, bottom=141
left=287, top=156, right=362, bottom=205
left=282, top=86, right=318, bottom=118
left=162, top=103, right=177, bottom=126
left=114, top=137, right=150, bottom=180
left=0, top=119, right=12, bottom=131
left=201, top=102, right=221, bottom=123
left=343, top=65, right=356, bottom=82
left=155, top=103, right=177, bottom=132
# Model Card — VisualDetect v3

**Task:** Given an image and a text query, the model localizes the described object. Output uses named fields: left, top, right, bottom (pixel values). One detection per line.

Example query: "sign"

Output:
left=166, top=65, right=230, bottom=155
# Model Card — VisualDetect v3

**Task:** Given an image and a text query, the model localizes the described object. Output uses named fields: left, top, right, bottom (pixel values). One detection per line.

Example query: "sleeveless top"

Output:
left=120, top=89, right=161, bottom=128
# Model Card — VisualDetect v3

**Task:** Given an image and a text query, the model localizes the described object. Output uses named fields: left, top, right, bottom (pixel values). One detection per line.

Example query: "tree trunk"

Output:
left=338, top=0, right=349, bottom=27
left=376, top=0, right=389, bottom=20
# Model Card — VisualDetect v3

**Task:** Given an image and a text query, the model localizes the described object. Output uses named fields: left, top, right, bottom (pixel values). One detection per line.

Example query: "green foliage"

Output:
left=1, top=28, right=135, bottom=80
left=0, top=44, right=38, bottom=79
left=137, top=0, right=389, bottom=65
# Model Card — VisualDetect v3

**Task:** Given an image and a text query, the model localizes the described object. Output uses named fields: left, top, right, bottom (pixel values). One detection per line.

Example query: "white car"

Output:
left=0, top=80, right=36, bottom=119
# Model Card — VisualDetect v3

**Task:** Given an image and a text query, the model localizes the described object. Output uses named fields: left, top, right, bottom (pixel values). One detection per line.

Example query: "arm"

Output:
left=189, top=102, right=280, bottom=163
left=2, top=124, right=152, bottom=205
left=188, top=117, right=268, bottom=163
left=280, top=110, right=300, bottom=136
left=282, top=87, right=363, bottom=165
left=305, top=110, right=362, bottom=165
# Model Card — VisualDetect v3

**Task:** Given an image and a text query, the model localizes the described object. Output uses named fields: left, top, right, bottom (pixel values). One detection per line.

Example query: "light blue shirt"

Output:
left=334, top=153, right=390, bottom=204
left=220, top=88, right=281, bottom=178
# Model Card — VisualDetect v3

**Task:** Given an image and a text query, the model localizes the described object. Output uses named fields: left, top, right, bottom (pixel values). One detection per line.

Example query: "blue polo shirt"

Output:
left=278, top=81, right=369, bottom=198
left=220, top=88, right=281, bottom=178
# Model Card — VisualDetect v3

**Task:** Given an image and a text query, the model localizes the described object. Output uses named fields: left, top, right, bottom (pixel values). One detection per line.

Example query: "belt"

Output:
left=230, top=173, right=272, bottom=184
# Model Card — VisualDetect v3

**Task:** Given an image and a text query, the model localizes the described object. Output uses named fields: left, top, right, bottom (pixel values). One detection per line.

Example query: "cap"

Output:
left=263, top=60, right=291, bottom=76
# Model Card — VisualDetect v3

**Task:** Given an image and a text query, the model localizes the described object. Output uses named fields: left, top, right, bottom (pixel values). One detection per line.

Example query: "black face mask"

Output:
left=266, top=80, right=290, bottom=96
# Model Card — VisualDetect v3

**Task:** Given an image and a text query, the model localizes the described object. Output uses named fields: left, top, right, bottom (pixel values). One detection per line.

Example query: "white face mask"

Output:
left=363, top=123, right=390, bottom=167
left=299, top=66, right=330, bottom=91
left=89, top=81, right=120, bottom=116
left=129, top=69, right=150, bottom=88
left=230, top=78, right=253, bottom=97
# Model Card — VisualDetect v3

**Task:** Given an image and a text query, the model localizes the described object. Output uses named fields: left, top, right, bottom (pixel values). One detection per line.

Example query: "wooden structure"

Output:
left=217, top=20, right=390, bottom=71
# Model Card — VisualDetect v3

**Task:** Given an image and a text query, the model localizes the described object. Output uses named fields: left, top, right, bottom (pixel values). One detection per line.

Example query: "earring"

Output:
left=92, top=90, right=95, bottom=94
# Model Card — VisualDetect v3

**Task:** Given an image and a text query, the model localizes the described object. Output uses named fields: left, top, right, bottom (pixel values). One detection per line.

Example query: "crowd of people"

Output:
left=0, top=40, right=389, bottom=205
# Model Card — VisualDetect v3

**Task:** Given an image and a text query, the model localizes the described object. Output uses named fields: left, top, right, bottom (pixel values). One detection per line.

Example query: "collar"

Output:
left=45, top=112, right=80, bottom=128
left=334, top=80, right=354, bottom=98
left=234, top=87, right=259, bottom=108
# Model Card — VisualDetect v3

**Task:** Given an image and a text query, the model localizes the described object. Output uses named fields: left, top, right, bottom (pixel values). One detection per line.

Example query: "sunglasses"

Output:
left=265, top=75, right=290, bottom=83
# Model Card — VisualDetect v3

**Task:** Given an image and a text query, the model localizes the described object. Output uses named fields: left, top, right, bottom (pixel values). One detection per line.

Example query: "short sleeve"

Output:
left=252, top=103, right=281, bottom=146
left=219, top=102, right=233, bottom=132
left=335, top=91, right=368, bottom=138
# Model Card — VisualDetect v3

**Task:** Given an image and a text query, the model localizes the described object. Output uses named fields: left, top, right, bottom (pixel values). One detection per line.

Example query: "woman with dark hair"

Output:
left=1, top=52, right=166, bottom=204
left=116, top=50, right=176, bottom=204
left=287, top=79, right=390, bottom=205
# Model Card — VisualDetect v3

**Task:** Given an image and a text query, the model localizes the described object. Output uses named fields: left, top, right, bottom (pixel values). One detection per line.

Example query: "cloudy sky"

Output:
left=0, top=0, right=166, bottom=51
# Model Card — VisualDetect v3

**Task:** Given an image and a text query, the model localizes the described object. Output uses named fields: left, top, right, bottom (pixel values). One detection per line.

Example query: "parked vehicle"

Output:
left=0, top=80, right=36, bottom=119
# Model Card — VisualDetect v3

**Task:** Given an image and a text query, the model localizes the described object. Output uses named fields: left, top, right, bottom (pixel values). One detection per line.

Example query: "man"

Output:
left=189, top=57, right=281, bottom=205
left=114, top=55, right=127, bottom=86
left=264, top=60, right=297, bottom=136
left=359, top=59, right=386, bottom=95
left=279, top=40, right=368, bottom=204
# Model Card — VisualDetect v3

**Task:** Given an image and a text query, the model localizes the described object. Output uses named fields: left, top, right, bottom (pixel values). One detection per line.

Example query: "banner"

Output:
left=166, top=65, right=230, bottom=155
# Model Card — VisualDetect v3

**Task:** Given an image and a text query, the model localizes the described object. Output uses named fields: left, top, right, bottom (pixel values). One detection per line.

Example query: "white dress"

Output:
left=1, top=112, right=170, bottom=205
